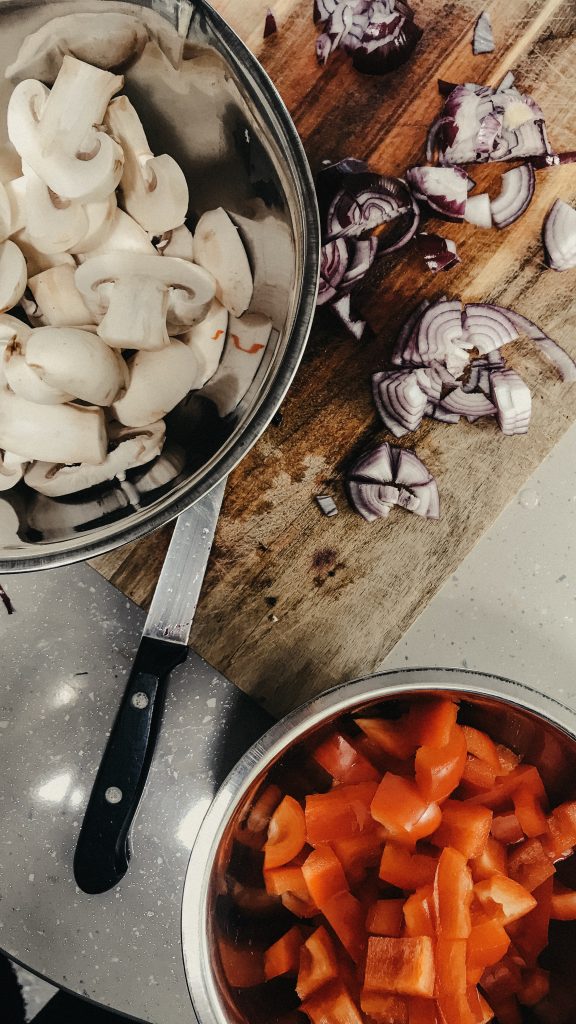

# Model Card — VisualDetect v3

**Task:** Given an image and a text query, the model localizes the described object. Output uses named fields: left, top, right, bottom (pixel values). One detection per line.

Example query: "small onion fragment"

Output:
left=464, top=193, right=492, bottom=228
left=406, top=165, right=469, bottom=219
left=543, top=198, right=576, bottom=271
left=330, top=292, right=366, bottom=339
left=416, top=232, right=460, bottom=273
left=264, top=8, right=278, bottom=37
left=439, top=387, right=496, bottom=419
left=463, top=304, right=518, bottom=354
left=314, top=0, right=423, bottom=75
left=491, top=164, right=535, bottom=229
left=347, top=441, right=439, bottom=521
left=472, top=11, right=494, bottom=55
left=372, top=368, right=428, bottom=436
left=489, top=368, right=532, bottom=435
left=317, top=238, right=349, bottom=305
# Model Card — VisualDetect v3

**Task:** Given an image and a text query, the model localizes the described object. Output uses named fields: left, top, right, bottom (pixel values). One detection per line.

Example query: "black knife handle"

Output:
left=74, top=636, right=187, bottom=894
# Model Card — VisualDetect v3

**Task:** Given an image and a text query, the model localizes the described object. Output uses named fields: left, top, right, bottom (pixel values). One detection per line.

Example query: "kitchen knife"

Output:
left=74, top=478, right=226, bottom=894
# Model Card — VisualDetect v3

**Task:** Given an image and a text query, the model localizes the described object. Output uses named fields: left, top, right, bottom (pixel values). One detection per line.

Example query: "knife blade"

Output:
left=74, top=478, right=226, bottom=894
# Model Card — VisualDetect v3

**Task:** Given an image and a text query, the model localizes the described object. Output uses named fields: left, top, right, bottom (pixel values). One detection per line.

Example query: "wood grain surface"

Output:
left=93, top=0, right=576, bottom=718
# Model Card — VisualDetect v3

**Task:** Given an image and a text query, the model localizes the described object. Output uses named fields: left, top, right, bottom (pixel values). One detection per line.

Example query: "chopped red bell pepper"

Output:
left=296, top=925, right=339, bottom=1000
left=465, top=765, right=544, bottom=810
left=506, top=876, right=552, bottom=967
left=379, top=844, right=437, bottom=890
left=366, top=899, right=405, bottom=937
left=467, top=918, right=511, bottom=984
left=301, top=846, right=349, bottom=908
left=312, top=730, right=381, bottom=785
left=415, top=725, right=467, bottom=803
left=508, top=837, right=555, bottom=892
left=491, top=812, right=524, bottom=846
left=403, top=886, right=435, bottom=938
left=470, top=836, right=508, bottom=882
left=466, top=986, right=494, bottom=1023
left=236, top=783, right=282, bottom=848
left=462, top=725, right=501, bottom=772
left=218, top=938, right=265, bottom=988
left=474, top=874, right=537, bottom=925
left=264, top=864, right=311, bottom=901
left=301, top=980, right=364, bottom=1024
left=322, top=889, right=367, bottom=963
left=434, top=846, right=473, bottom=939
left=407, top=698, right=459, bottom=749
left=407, top=997, right=437, bottom=1023
left=479, top=954, right=522, bottom=1002
left=513, top=783, right=548, bottom=838
left=434, top=938, right=468, bottom=1023
left=461, top=755, right=497, bottom=791
left=430, top=800, right=492, bottom=860
left=264, top=795, right=307, bottom=869
left=364, top=936, right=435, bottom=998
left=361, top=990, right=409, bottom=1023
left=355, top=717, right=416, bottom=761
left=551, top=882, right=576, bottom=920
left=517, top=967, right=550, bottom=1006
left=332, top=830, right=385, bottom=885
left=305, top=782, right=378, bottom=846
left=372, top=773, right=441, bottom=845
left=281, top=891, right=318, bottom=918
left=264, top=925, right=303, bottom=980
left=494, top=744, right=521, bottom=775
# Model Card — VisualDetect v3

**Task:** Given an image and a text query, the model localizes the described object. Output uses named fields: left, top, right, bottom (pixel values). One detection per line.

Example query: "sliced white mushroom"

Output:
left=25, top=327, right=128, bottom=406
left=193, top=208, right=253, bottom=317
left=156, top=224, right=194, bottom=261
left=4, top=336, right=73, bottom=405
left=7, top=56, right=124, bottom=202
left=201, top=313, right=272, bottom=417
left=0, top=450, right=27, bottom=491
left=112, top=340, right=202, bottom=427
left=25, top=419, right=165, bottom=497
left=131, top=442, right=186, bottom=494
left=75, top=253, right=215, bottom=351
left=21, top=164, right=89, bottom=253
left=0, top=239, right=27, bottom=312
left=75, top=208, right=155, bottom=261
left=66, top=193, right=117, bottom=255
left=28, top=265, right=93, bottom=327
left=10, top=231, right=75, bottom=278
left=5, top=13, right=149, bottom=83
left=106, top=95, right=189, bottom=234
left=181, top=298, right=228, bottom=386
left=0, top=390, right=107, bottom=464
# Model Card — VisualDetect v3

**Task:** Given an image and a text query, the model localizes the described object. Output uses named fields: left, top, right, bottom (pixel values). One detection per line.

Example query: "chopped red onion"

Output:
left=463, top=304, right=518, bottom=354
left=439, top=387, right=496, bottom=418
left=543, top=198, right=576, bottom=272
left=352, top=1, right=423, bottom=75
left=415, top=299, right=468, bottom=376
left=339, top=237, right=378, bottom=294
left=491, top=164, right=535, bottom=228
left=330, top=292, right=366, bottom=339
left=488, top=304, right=576, bottom=382
left=489, top=368, right=532, bottom=435
left=426, top=403, right=460, bottom=424
left=531, top=150, right=576, bottom=169
left=326, top=172, right=419, bottom=253
left=314, top=0, right=341, bottom=22
left=317, top=238, right=349, bottom=305
left=372, top=369, right=428, bottom=436
left=347, top=442, right=439, bottom=521
left=390, top=299, right=431, bottom=366
left=416, top=232, right=460, bottom=273
left=464, top=193, right=492, bottom=228
left=473, top=12, right=494, bottom=55
left=264, top=8, right=278, bottom=37
left=406, top=165, right=469, bottom=220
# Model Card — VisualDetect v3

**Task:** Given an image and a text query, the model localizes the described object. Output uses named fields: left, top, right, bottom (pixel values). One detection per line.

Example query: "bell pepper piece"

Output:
left=264, top=864, right=311, bottom=901
left=403, top=886, right=435, bottom=938
left=264, top=795, right=306, bottom=869
left=491, top=813, right=524, bottom=846
left=332, top=830, right=384, bottom=885
left=264, top=925, right=303, bottom=980
left=296, top=925, right=339, bottom=1000
left=372, top=774, right=441, bottom=845
left=466, top=987, right=495, bottom=1023
left=508, top=837, right=555, bottom=892
left=407, top=699, right=459, bottom=748
left=312, top=730, right=380, bottom=785
left=355, top=716, right=416, bottom=761
left=462, top=756, right=497, bottom=792
left=495, top=744, right=521, bottom=775
left=361, top=991, right=409, bottom=1023
left=218, top=938, right=265, bottom=988
left=301, top=981, right=364, bottom=1024
left=408, top=997, right=437, bottom=1023
left=305, top=782, right=378, bottom=846
left=465, top=765, right=544, bottom=809
left=379, top=844, right=437, bottom=890
left=506, top=876, right=552, bottom=967
left=474, top=874, right=537, bottom=925
left=551, top=882, right=576, bottom=920
left=467, top=918, right=511, bottom=983
left=513, top=784, right=548, bottom=838
left=434, top=938, right=469, bottom=1024
left=462, top=726, right=501, bottom=772
left=517, top=968, right=550, bottom=1006
left=364, top=936, right=435, bottom=998
left=301, top=846, right=349, bottom=908
left=366, top=899, right=405, bottom=936
left=281, top=891, right=318, bottom=918
left=415, top=726, right=467, bottom=803
left=470, top=837, right=508, bottom=882
left=434, top=846, right=473, bottom=939
left=431, top=801, right=492, bottom=860
left=549, top=799, right=576, bottom=851
left=322, top=889, right=367, bottom=963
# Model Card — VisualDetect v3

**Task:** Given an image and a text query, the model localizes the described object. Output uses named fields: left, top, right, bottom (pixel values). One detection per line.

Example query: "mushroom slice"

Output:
left=105, top=96, right=189, bottom=235
left=75, top=254, right=215, bottom=351
left=181, top=298, right=228, bottom=386
left=28, top=265, right=93, bottom=327
left=21, top=165, right=88, bottom=253
left=76, top=208, right=155, bottom=261
left=156, top=224, right=194, bottom=261
left=66, top=193, right=117, bottom=255
left=5, top=13, right=149, bottom=83
left=0, top=239, right=27, bottom=312
left=10, top=232, right=75, bottom=278
left=0, top=450, right=26, bottom=491
left=25, top=327, right=128, bottom=406
left=7, top=56, right=124, bottom=202
left=112, top=340, right=202, bottom=427
left=201, top=313, right=272, bottom=417
left=0, top=390, right=107, bottom=464
left=4, top=333, right=72, bottom=405
left=25, top=419, right=165, bottom=497
left=194, top=208, right=253, bottom=317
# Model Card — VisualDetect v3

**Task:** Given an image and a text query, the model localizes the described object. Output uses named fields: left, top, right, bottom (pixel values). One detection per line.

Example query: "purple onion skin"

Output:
left=352, top=20, right=423, bottom=75
left=264, top=8, right=278, bottom=37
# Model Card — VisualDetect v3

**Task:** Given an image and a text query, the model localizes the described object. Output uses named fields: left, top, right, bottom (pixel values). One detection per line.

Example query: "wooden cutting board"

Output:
left=93, top=0, right=576, bottom=718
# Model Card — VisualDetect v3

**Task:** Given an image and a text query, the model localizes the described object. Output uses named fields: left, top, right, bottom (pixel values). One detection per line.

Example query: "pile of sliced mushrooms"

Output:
left=0, top=32, right=269, bottom=497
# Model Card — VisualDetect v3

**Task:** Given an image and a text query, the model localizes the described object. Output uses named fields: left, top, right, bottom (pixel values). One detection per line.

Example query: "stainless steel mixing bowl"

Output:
left=182, top=667, right=576, bottom=1024
left=0, top=0, right=319, bottom=571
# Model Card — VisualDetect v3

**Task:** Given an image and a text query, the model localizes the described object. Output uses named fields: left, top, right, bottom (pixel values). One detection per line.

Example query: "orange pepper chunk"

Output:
left=372, top=773, right=441, bottom=845
left=301, top=846, right=348, bottom=908
left=467, top=918, right=511, bottom=983
left=430, top=801, right=492, bottom=860
left=403, top=886, right=435, bottom=938
left=281, top=891, right=318, bottom=918
left=264, top=925, right=303, bottom=980
left=312, top=730, right=380, bottom=785
left=361, top=991, right=409, bottom=1023
left=470, top=836, right=508, bottom=882
left=264, top=795, right=306, bottom=869
left=474, top=874, right=537, bottom=926
left=506, top=876, right=552, bottom=967
left=462, top=755, right=497, bottom=792
left=550, top=882, right=576, bottom=920
left=366, top=899, right=405, bottom=937
left=305, top=782, right=378, bottom=846
left=494, top=743, right=521, bottom=775
left=465, top=765, right=544, bottom=809
left=491, top=812, right=524, bottom=846
left=364, top=936, right=435, bottom=998
left=322, top=889, right=367, bottom=963
left=407, top=996, right=437, bottom=1023
left=379, top=844, right=437, bottom=890
left=512, top=784, right=548, bottom=838
left=415, top=725, right=467, bottom=803
left=332, top=829, right=385, bottom=885
left=218, top=938, right=264, bottom=988
left=301, top=981, right=363, bottom=1024
left=548, top=799, right=576, bottom=854
left=264, top=864, right=311, bottom=901
left=508, top=837, right=555, bottom=892
left=434, top=846, right=473, bottom=939
left=462, top=725, right=501, bottom=772
left=355, top=716, right=416, bottom=760
left=296, top=925, right=339, bottom=1000
left=466, top=987, right=494, bottom=1023
left=434, top=937, right=469, bottom=1024
left=407, top=698, right=459, bottom=749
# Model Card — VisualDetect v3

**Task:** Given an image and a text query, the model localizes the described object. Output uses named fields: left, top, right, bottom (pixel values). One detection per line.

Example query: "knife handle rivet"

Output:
left=131, top=692, right=149, bottom=710
left=105, top=786, right=123, bottom=805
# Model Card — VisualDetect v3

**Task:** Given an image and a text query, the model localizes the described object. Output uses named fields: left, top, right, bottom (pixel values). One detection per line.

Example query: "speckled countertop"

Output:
left=2, top=421, right=576, bottom=1022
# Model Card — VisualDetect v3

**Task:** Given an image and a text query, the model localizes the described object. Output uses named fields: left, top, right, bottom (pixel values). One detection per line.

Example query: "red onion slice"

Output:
left=330, top=292, right=366, bottom=339
left=317, top=238, right=349, bottom=305
left=464, top=193, right=492, bottom=228
left=490, top=164, right=535, bottom=228
left=416, top=299, right=468, bottom=375
left=264, top=8, right=278, bottom=37
left=347, top=442, right=439, bottom=521
left=473, top=11, right=494, bottom=55
left=407, top=165, right=469, bottom=220
left=489, top=368, right=532, bottom=435
left=463, top=304, right=518, bottom=354
left=315, top=3, right=355, bottom=64
left=352, top=3, right=423, bottom=75
left=488, top=304, right=576, bottom=382
left=426, top=403, right=460, bottom=423
left=338, top=237, right=378, bottom=294
left=543, top=198, right=576, bottom=272
left=372, top=369, right=428, bottom=436
left=326, top=172, right=418, bottom=251
left=439, top=387, right=496, bottom=418
left=391, top=299, right=431, bottom=366
left=314, top=0, right=342, bottom=23
left=416, top=233, right=460, bottom=273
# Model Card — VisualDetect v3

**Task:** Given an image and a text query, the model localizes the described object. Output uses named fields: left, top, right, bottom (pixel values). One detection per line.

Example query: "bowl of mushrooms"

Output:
left=0, top=0, right=319, bottom=570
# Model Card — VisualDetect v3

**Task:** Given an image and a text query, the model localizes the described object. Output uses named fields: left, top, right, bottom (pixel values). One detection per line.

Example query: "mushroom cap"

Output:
left=0, top=389, right=107, bottom=464
left=112, top=339, right=202, bottom=427
left=75, top=208, right=155, bottom=262
left=0, top=239, right=27, bottom=313
left=156, top=224, right=194, bottom=262
left=193, top=207, right=253, bottom=317
left=201, top=312, right=272, bottom=417
left=4, top=338, right=73, bottom=405
left=25, top=326, right=128, bottom=406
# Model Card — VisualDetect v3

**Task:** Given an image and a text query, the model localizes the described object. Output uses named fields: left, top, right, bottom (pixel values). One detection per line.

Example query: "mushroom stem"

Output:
left=98, top=276, right=170, bottom=350
left=28, top=265, right=94, bottom=327
left=0, top=390, right=107, bottom=464
left=22, top=165, right=89, bottom=253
